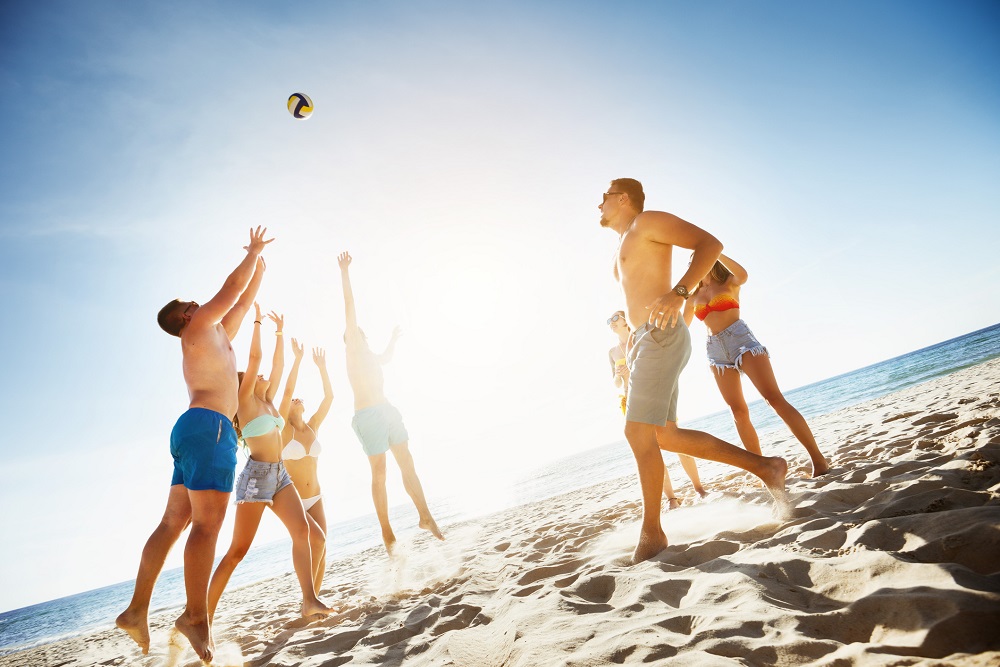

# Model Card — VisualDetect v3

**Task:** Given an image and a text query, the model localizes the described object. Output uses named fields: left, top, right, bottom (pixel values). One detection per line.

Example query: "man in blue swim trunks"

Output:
left=599, top=178, right=790, bottom=564
left=116, top=226, right=272, bottom=662
left=338, top=251, right=444, bottom=554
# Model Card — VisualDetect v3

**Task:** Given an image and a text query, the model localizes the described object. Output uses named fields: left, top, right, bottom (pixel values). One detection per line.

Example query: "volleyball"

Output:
left=287, top=93, right=313, bottom=119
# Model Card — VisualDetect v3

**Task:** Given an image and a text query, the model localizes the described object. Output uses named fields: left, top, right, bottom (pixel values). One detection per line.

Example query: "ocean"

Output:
left=2, top=321, right=998, bottom=656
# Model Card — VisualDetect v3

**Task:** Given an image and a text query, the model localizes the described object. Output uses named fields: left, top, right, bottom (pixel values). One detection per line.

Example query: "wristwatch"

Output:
left=673, top=284, right=691, bottom=299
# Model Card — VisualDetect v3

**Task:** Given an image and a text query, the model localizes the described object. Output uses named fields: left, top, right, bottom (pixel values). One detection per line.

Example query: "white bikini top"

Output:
left=282, top=438, right=322, bottom=461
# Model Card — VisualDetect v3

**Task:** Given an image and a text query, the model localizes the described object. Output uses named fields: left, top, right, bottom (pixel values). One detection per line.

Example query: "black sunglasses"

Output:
left=602, top=191, right=624, bottom=201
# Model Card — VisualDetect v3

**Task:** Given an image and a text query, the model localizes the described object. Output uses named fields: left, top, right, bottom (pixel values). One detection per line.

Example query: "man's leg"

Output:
left=654, top=422, right=787, bottom=498
left=368, top=453, right=396, bottom=552
left=389, top=442, right=444, bottom=540
left=174, top=488, right=229, bottom=662
left=624, top=420, right=668, bottom=563
left=116, top=484, right=191, bottom=654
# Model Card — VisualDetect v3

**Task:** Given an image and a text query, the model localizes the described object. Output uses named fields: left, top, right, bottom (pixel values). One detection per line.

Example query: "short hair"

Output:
left=610, top=178, right=645, bottom=212
left=157, top=299, right=188, bottom=337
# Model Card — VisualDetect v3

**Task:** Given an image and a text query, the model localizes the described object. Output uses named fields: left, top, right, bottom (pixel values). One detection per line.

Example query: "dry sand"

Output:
left=8, top=357, right=1000, bottom=667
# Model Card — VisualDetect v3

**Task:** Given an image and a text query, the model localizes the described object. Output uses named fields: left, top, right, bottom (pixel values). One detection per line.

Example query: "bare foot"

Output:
left=174, top=609, right=213, bottom=662
left=759, top=456, right=791, bottom=514
left=631, top=529, right=668, bottom=564
left=301, top=599, right=336, bottom=618
left=419, top=515, right=445, bottom=540
left=382, top=530, right=397, bottom=555
left=811, top=458, right=831, bottom=477
left=666, top=497, right=682, bottom=510
left=115, top=608, right=150, bottom=655
left=694, top=486, right=708, bottom=498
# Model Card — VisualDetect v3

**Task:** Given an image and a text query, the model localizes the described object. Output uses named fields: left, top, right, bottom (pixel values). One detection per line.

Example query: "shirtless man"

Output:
left=599, top=178, right=788, bottom=563
left=116, top=227, right=272, bottom=661
left=338, top=251, right=444, bottom=553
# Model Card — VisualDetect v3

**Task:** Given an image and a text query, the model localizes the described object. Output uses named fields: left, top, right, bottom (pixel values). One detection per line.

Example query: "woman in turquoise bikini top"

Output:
left=207, top=304, right=335, bottom=621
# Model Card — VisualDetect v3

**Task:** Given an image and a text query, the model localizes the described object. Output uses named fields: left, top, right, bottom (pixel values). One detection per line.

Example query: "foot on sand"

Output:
left=760, top=455, right=792, bottom=516
left=301, top=599, right=336, bottom=619
left=811, top=457, right=831, bottom=477
left=382, top=530, right=397, bottom=555
left=420, top=515, right=445, bottom=540
left=666, top=497, right=682, bottom=510
left=115, top=608, right=150, bottom=655
left=631, top=528, right=668, bottom=564
left=174, top=609, right=213, bottom=662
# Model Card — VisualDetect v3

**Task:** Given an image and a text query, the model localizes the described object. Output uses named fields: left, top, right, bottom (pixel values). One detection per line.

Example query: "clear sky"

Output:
left=1, top=0, right=998, bottom=612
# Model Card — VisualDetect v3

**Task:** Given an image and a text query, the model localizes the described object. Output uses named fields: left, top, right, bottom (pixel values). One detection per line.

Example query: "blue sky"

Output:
left=1, top=0, right=998, bottom=612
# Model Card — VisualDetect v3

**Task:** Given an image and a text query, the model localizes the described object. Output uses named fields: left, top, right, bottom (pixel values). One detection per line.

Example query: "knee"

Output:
left=623, top=421, right=643, bottom=444
left=370, top=465, right=387, bottom=484
left=730, top=404, right=752, bottom=422
left=226, top=542, right=251, bottom=563
left=310, top=526, right=326, bottom=549
left=762, top=393, right=788, bottom=410
left=160, top=513, right=191, bottom=536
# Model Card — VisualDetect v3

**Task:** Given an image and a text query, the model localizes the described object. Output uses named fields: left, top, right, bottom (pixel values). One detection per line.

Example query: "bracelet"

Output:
left=275, top=331, right=283, bottom=336
left=254, top=321, right=261, bottom=325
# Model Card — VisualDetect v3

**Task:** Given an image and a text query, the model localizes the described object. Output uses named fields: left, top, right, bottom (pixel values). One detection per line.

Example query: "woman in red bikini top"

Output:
left=684, top=254, right=830, bottom=478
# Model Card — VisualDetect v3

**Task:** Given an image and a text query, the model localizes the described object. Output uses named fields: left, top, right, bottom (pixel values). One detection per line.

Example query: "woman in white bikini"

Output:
left=608, top=310, right=707, bottom=507
left=279, top=340, right=333, bottom=596
left=683, top=254, right=829, bottom=477
left=207, top=305, right=334, bottom=620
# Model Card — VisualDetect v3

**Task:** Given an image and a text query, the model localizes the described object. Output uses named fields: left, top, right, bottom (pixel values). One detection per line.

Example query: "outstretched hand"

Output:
left=266, top=311, right=284, bottom=332
left=312, top=347, right=326, bottom=367
left=337, top=251, right=352, bottom=270
left=291, top=338, right=304, bottom=359
left=244, top=226, right=274, bottom=255
left=253, top=301, right=262, bottom=321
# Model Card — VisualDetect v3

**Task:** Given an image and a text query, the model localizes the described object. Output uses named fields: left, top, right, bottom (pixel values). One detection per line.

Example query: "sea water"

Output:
left=2, top=322, right=998, bottom=656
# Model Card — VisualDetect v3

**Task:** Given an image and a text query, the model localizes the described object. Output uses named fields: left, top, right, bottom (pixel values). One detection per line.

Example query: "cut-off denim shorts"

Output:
left=705, top=319, right=769, bottom=374
left=234, top=458, right=294, bottom=505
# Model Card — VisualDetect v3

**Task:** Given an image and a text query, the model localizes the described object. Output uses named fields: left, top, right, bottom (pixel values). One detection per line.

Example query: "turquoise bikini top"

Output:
left=241, top=413, right=285, bottom=439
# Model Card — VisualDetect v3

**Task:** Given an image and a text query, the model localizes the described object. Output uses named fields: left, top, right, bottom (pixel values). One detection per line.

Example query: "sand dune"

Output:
left=10, top=358, right=1000, bottom=666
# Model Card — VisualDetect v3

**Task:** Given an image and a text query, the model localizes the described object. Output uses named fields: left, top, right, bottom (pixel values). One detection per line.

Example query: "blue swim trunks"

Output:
left=170, top=408, right=238, bottom=492
left=351, top=402, right=409, bottom=456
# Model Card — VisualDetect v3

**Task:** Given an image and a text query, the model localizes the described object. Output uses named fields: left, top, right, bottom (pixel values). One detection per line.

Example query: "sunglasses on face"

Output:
left=602, top=191, right=623, bottom=202
left=607, top=313, right=624, bottom=325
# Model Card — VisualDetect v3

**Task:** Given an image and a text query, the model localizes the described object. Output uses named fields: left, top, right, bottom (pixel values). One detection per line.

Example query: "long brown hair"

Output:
left=707, top=261, right=733, bottom=285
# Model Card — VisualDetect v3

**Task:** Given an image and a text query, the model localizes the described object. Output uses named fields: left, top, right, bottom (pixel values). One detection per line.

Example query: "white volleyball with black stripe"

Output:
left=287, top=93, right=313, bottom=119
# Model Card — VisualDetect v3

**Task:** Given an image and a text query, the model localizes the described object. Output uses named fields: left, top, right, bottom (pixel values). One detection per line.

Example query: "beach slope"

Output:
left=9, top=358, right=1000, bottom=666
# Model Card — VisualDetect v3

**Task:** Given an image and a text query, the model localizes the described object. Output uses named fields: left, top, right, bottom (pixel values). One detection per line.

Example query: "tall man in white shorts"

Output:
left=600, top=178, right=789, bottom=563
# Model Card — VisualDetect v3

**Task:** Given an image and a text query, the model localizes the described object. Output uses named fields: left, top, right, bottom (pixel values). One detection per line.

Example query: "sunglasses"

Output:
left=602, top=191, right=624, bottom=202
left=607, top=313, right=624, bottom=325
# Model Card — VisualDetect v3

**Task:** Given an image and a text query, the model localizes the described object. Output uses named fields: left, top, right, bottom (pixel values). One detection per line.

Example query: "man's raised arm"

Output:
left=198, top=226, right=274, bottom=327
left=338, top=251, right=359, bottom=334
left=222, top=255, right=265, bottom=339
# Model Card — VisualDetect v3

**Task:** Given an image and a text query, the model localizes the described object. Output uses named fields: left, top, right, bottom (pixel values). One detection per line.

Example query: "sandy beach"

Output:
left=10, top=357, right=1000, bottom=667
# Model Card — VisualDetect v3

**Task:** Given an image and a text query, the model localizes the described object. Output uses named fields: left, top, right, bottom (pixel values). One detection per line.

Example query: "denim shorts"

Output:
left=625, top=321, right=691, bottom=425
left=352, top=402, right=409, bottom=456
left=705, top=319, right=769, bottom=373
left=234, top=458, right=294, bottom=505
left=170, top=408, right=238, bottom=492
